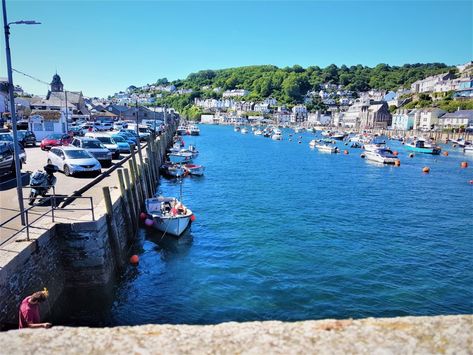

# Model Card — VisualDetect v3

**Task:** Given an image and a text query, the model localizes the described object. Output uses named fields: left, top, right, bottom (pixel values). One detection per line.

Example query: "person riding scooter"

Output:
left=28, top=164, right=58, bottom=205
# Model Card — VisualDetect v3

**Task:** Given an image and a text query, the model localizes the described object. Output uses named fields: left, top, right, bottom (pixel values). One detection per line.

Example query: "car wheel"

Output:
left=64, top=165, right=71, bottom=176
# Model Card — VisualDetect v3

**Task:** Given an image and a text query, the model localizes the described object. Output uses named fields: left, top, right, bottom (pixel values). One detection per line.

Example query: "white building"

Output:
left=391, top=109, right=418, bottom=130
left=414, top=108, right=446, bottom=130
left=438, top=110, right=473, bottom=129
left=411, top=73, right=455, bottom=93
left=290, top=105, right=308, bottom=123
left=222, top=89, right=248, bottom=98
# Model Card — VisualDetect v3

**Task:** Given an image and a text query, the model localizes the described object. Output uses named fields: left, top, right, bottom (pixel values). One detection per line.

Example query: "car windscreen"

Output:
left=138, top=128, right=148, bottom=133
left=65, top=150, right=93, bottom=159
left=0, top=133, right=13, bottom=141
left=17, top=131, right=26, bottom=138
left=48, top=134, right=63, bottom=139
left=82, top=140, right=104, bottom=149
left=112, top=136, right=125, bottom=142
left=96, top=136, right=114, bottom=144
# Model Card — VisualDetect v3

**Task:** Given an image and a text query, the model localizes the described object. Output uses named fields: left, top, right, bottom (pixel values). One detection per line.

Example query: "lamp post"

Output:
left=2, top=0, right=41, bottom=225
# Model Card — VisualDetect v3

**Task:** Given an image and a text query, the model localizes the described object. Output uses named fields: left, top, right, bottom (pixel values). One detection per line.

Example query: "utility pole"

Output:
left=2, top=1, right=40, bottom=224
left=64, top=89, right=69, bottom=133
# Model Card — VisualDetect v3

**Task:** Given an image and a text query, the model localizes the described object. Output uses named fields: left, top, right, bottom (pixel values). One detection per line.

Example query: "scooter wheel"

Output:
left=28, top=191, right=36, bottom=205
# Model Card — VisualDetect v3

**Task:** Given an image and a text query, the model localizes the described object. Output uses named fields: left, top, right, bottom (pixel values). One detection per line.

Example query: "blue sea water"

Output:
left=81, top=125, right=473, bottom=325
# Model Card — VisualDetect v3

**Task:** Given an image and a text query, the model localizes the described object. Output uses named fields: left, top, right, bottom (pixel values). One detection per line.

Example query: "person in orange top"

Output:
left=18, top=290, right=52, bottom=329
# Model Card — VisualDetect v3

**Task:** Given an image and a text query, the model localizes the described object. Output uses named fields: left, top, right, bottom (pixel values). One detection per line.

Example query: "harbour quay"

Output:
left=0, top=121, right=178, bottom=329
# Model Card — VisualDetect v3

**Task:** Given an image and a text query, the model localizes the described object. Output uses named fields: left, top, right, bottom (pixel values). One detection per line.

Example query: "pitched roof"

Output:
left=441, top=110, right=473, bottom=119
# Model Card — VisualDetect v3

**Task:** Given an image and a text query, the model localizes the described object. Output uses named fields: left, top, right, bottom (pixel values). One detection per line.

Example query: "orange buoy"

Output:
left=394, top=160, right=401, bottom=166
left=344, top=150, right=349, bottom=155
left=443, top=151, right=449, bottom=156
left=409, top=153, right=414, bottom=158
left=393, top=151, right=399, bottom=156
left=130, top=255, right=139, bottom=265
left=461, top=161, right=468, bottom=168
left=422, top=166, right=430, bottom=173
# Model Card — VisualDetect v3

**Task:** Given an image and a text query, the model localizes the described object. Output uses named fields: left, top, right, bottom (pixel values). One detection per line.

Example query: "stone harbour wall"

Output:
left=0, top=315, right=471, bottom=354
left=0, top=124, right=177, bottom=328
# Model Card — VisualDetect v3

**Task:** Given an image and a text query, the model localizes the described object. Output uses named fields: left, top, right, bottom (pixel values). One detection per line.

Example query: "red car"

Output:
left=40, top=134, right=72, bottom=151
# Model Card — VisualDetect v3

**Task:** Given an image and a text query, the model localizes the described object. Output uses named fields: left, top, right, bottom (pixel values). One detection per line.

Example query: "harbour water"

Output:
left=55, top=125, right=473, bottom=326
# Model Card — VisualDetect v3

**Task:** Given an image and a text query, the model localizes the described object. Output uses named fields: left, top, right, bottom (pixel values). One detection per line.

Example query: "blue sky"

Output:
left=2, top=0, right=472, bottom=97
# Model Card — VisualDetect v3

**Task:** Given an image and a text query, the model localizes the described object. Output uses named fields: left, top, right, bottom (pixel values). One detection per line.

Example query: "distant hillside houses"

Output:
left=222, top=89, right=248, bottom=98
left=334, top=99, right=392, bottom=129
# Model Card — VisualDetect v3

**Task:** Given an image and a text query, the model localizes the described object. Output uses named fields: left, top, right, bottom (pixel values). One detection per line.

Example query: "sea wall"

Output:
left=0, top=123, right=177, bottom=328
left=0, top=315, right=471, bottom=354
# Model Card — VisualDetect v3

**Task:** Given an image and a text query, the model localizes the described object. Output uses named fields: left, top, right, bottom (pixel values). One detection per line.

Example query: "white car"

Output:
left=47, top=146, right=101, bottom=176
left=84, top=132, right=120, bottom=159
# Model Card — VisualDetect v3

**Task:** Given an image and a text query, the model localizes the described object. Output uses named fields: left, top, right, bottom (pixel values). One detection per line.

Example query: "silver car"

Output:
left=71, top=137, right=112, bottom=166
left=47, top=146, right=101, bottom=176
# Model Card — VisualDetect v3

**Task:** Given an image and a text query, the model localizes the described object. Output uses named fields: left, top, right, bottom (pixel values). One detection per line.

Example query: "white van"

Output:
left=84, top=132, right=120, bottom=159
left=127, top=124, right=151, bottom=141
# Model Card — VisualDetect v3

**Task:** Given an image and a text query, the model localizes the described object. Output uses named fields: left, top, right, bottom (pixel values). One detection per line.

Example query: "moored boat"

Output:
left=183, top=163, right=205, bottom=176
left=189, top=125, right=200, bottom=136
left=177, top=125, right=188, bottom=136
left=463, top=146, right=473, bottom=154
left=315, top=143, right=339, bottom=153
left=271, top=129, right=282, bottom=140
left=241, top=127, right=248, bottom=134
left=160, top=163, right=186, bottom=178
left=145, top=196, right=193, bottom=237
left=405, top=139, right=441, bottom=154
left=168, top=151, right=193, bottom=164
left=363, top=148, right=399, bottom=164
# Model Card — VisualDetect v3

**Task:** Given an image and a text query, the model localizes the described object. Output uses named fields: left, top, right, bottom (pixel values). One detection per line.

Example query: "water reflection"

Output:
left=145, top=226, right=194, bottom=257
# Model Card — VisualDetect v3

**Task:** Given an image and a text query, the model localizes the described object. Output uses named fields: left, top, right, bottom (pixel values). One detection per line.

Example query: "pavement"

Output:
left=0, top=143, right=140, bottom=246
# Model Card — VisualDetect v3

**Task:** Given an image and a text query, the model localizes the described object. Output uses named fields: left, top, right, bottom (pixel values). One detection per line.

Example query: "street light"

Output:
left=2, top=0, right=41, bottom=225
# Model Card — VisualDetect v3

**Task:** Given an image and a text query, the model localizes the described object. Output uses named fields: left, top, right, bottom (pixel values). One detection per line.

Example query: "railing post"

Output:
left=25, top=210, right=30, bottom=241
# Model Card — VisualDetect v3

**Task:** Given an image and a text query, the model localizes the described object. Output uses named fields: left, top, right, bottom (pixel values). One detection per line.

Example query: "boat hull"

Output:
left=169, top=153, right=193, bottom=164
left=364, top=151, right=398, bottom=164
left=152, top=214, right=192, bottom=237
left=184, top=164, right=205, bottom=176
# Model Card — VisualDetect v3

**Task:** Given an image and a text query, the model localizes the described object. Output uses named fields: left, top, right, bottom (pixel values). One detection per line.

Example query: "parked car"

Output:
left=115, top=132, right=137, bottom=147
left=127, top=124, right=151, bottom=141
left=84, top=132, right=120, bottom=159
left=71, top=137, right=112, bottom=166
left=0, top=142, right=17, bottom=177
left=96, top=122, right=113, bottom=131
left=0, top=132, right=26, bottom=164
left=40, top=133, right=72, bottom=151
left=17, top=130, right=36, bottom=147
left=113, top=121, right=128, bottom=130
left=68, top=126, right=85, bottom=136
left=47, top=146, right=101, bottom=176
left=118, top=129, right=140, bottom=144
left=110, top=134, right=132, bottom=153
left=80, top=123, right=97, bottom=135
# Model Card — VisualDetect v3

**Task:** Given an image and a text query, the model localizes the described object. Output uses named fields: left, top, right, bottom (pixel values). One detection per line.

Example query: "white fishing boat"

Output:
left=176, top=125, right=188, bottom=136
left=168, top=151, right=193, bottom=164
left=186, top=144, right=199, bottom=157
left=189, top=125, right=200, bottom=136
left=321, top=130, right=332, bottom=137
left=330, top=132, right=346, bottom=140
left=309, top=139, right=317, bottom=148
left=364, top=142, right=388, bottom=152
left=364, top=148, right=399, bottom=164
left=145, top=196, right=193, bottom=237
left=254, top=129, right=263, bottom=136
left=241, top=127, right=249, bottom=134
left=271, top=129, right=283, bottom=140
left=315, top=143, right=339, bottom=153
left=183, top=163, right=205, bottom=176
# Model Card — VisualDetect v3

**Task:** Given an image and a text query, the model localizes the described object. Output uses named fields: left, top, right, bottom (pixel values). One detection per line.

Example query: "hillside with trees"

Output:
left=142, top=63, right=456, bottom=117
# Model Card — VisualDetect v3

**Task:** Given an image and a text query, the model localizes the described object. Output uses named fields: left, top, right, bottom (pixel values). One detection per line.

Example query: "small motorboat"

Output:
left=463, top=146, right=473, bottom=154
left=364, top=142, right=388, bottom=152
left=330, top=132, right=346, bottom=140
left=234, top=125, right=241, bottom=132
left=309, top=139, right=317, bottom=148
left=254, top=129, right=263, bottom=136
left=186, top=144, right=199, bottom=157
left=183, top=164, right=205, bottom=176
left=405, top=139, right=441, bottom=155
left=168, top=151, right=193, bottom=164
left=160, top=164, right=187, bottom=178
left=145, top=196, right=193, bottom=237
left=363, top=148, right=399, bottom=164
left=271, top=129, right=282, bottom=140
left=315, top=143, right=339, bottom=153
left=321, top=130, right=332, bottom=137
left=189, top=125, right=200, bottom=136
left=241, top=127, right=248, bottom=134
left=176, top=125, right=188, bottom=136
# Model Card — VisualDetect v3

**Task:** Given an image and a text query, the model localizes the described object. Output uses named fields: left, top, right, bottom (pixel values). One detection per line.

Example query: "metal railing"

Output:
left=0, top=186, right=95, bottom=247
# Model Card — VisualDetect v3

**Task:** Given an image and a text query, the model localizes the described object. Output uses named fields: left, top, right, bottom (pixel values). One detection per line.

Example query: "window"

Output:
left=44, top=121, right=54, bottom=131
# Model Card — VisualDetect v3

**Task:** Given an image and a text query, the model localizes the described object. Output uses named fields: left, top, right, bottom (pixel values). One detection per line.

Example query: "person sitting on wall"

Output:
left=18, top=289, right=52, bottom=329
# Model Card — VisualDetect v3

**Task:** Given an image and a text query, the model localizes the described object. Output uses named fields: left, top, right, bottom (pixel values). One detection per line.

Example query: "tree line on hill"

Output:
left=144, top=63, right=455, bottom=118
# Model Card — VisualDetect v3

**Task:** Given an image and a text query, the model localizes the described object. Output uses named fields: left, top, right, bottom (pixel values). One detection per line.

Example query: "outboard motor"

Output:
left=28, top=164, right=58, bottom=205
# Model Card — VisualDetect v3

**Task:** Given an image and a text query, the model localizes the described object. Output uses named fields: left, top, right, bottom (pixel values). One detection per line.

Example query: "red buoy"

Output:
left=394, top=160, right=401, bottom=166
left=190, top=214, right=196, bottom=222
left=443, top=151, right=449, bottom=156
left=461, top=161, right=468, bottom=168
left=139, top=212, right=147, bottom=221
left=130, top=255, right=139, bottom=265
left=344, top=150, right=349, bottom=155
left=422, top=166, right=430, bottom=173
left=393, top=151, right=399, bottom=156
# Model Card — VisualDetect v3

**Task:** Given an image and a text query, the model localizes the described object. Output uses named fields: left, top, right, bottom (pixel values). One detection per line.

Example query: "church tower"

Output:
left=50, top=73, right=64, bottom=92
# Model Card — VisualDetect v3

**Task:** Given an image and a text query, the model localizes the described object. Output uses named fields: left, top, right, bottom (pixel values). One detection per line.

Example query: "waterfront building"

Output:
left=437, top=109, right=473, bottom=129
left=290, top=105, right=308, bottom=123
left=413, top=108, right=446, bottom=130
left=392, top=109, right=417, bottom=130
